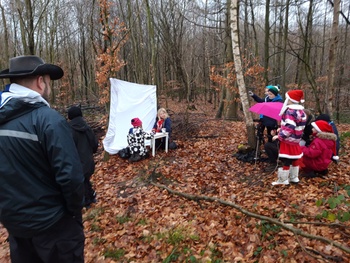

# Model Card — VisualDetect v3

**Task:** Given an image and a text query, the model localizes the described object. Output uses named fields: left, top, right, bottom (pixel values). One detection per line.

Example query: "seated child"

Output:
left=301, top=120, right=339, bottom=177
left=127, top=118, right=153, bottom=162
left=315, top=113, right=340, bottom=155
left=152, top=108, right=173, bottom=149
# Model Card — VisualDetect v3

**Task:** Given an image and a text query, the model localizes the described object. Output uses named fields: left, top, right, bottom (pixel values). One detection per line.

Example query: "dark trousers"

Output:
left=264, top=141, right=279, bottom=164
left=257, top=122, right=276, bottom=143
left=155, top=138, right=166, bottom=150
left=9, top=214, right=85, bottom=263
left=84, top=179, right=96, bottom=206
left=256, top=122, right=265, bottom=144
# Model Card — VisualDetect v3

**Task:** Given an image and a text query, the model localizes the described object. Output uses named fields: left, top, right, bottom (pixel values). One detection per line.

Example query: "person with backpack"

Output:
left=68, top=106, right=99, bottom=208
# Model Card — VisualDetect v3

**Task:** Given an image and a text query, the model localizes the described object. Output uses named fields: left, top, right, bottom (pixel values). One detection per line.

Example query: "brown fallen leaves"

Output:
left=1, top=109, right=350, bottom=262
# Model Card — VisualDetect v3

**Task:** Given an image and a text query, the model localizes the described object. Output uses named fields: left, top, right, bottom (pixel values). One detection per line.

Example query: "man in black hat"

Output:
left=0, top=55, right=85, bottom=263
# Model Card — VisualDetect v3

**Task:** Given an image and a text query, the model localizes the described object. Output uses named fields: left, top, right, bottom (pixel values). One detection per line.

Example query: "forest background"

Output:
left=0, top=0, right=350, bottom=262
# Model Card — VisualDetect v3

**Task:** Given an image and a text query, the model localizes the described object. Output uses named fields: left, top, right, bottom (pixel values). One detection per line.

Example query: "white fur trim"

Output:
left=278, top=153, right=303, bottom=159
left=279, top=94, right=289, bottom=116
left=287, top=104, right=304, bottom=110
left=311, top=122, right=322, bottom=133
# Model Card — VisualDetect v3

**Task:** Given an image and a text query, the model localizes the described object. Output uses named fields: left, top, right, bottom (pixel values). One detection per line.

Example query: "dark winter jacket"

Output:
left=153, top=117, right=172, bottom=138
left=69, top=116, right=98, bottom=178
left=251, top=94, right=283, bottom=128
left=0, top=85, right=84, bottom=238
left=301, top=131, right=337, bottom=172
left=301, top=113, right=315, bottom=146
left=330, top=122, right=340, bottom=155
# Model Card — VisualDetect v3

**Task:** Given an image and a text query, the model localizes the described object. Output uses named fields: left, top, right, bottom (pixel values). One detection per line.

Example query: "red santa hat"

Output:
left=311, top=120, right=333, bottom=133
left=311, top=120, right=339, bottom=161
left=131, top=117, right=142, bottom=127
left=286, top=89, right=304, bottom=103
left=279, top=89, right=305, bottom=116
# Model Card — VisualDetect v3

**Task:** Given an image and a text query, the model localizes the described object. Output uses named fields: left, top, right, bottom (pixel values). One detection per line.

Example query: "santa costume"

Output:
left=272, top=90, right=307, bottom=185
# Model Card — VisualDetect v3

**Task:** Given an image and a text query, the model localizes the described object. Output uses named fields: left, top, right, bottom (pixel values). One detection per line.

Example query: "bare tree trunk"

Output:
left=301, top=0, right=322, bottom=113
left=263, top=0, right=270, bottom=84
left=224, top=0, right=238, bottom=120
left=325, top=0, right=340, bottom=116
left=0, top=3, right=9, bottom=60
left=281, top=0, right=290, bottom=93
left=230, top=0, right=255, bottom=148
left=203, top=0, right=211, bottom=105
left=249, top=0, right=258, bottom=57
left=144, top=0, right=156, bottom=84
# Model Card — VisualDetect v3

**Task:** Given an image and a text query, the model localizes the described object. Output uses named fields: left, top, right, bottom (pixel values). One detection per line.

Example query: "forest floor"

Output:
left=1, top=99, right=350, bottom=263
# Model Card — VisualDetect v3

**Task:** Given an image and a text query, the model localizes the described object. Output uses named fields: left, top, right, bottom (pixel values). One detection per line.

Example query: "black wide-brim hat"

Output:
left=0, top=55, right=64, bottom=80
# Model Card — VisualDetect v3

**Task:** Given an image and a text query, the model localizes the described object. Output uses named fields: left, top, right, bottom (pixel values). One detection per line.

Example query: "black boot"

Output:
left=84, top=179, right=96, bottom=208
left=129, top=153, right=142, bottom=162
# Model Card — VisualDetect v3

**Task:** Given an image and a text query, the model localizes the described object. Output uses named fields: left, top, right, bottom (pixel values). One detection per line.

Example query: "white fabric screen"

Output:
left=103, top=78, right=157, bottom=154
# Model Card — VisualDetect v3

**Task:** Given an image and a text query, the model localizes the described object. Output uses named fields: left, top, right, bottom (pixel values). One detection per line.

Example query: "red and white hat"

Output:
left=279, top=89, right=305, bottom=116
left=286, top=90, right=304, bottom=103
left=311, top=120, right=333, bottom=133
left=311, top=120, right=339, bottom=161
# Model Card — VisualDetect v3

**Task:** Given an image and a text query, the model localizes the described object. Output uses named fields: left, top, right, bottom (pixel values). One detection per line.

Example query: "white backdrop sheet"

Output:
left=103, top=78, right=157, bottom=154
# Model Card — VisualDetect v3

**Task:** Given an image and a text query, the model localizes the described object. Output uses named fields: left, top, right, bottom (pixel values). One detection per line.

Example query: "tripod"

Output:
left=254, top=121, right=265, bottom=164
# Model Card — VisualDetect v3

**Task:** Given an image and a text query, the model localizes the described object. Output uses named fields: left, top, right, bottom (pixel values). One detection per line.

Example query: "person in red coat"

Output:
left=301, top=120, right=339, bottom=177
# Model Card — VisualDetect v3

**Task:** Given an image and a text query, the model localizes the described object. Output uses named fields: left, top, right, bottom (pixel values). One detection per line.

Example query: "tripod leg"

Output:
left=254, top=136, right=260, bottom=161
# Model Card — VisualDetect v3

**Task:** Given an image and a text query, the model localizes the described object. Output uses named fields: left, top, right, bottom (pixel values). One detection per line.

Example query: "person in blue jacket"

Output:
left=152, top=107, right=173, bottom=149
left=249, top=85, right=283, bottom=142
left=0, top=55, right=85, bottom=263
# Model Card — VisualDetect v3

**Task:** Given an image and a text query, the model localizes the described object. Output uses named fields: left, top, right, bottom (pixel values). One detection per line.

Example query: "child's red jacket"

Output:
left=301, top=131, right=337, bottom=172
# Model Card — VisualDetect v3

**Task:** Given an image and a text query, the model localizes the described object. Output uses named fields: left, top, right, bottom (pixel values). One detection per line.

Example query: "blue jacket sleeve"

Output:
left=251, top=94, right=265, bottom=103
left=164, top=118, right=172, bottom=136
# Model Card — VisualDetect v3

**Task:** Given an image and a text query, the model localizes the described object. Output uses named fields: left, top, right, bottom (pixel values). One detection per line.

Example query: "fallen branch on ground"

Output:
left=150, top=181, right=350, bottom=256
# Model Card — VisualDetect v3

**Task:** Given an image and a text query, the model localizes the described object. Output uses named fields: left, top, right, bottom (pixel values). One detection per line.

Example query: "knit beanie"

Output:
left=68, top=106, right=82, bottom=120
left=131, top=117, right=142, bottom=127
left=311, top=120, right=339, bottom=161
left=266, top=85, right=279, bottom=96
left=316, top=113, right=331, bottom=123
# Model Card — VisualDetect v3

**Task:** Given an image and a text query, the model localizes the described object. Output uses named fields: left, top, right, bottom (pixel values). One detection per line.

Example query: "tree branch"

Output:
left=150, top=181, right=350, bottom=255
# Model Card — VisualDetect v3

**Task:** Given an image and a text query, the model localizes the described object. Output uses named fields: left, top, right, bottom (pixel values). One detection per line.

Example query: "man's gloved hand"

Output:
left=248, top=91, right=254, bottom=96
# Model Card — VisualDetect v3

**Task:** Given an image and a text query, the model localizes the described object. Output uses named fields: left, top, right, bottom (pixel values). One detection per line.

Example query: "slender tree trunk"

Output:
left=224, top=0, right=238, bottom=120
left=144, top=0, right=156, bottom=84
left=249, top=0, right=258, bottom=57
left=230, top=0, right=255, bottom=148
left=263, top=0, right=270, bottom=84
left=302, top=0, right=322, bottom=113
left=281, top=0, right=290, bottom=93
left=0, top=3, right=9, bottom=60
left=325, top=0, right=340, bottom=116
